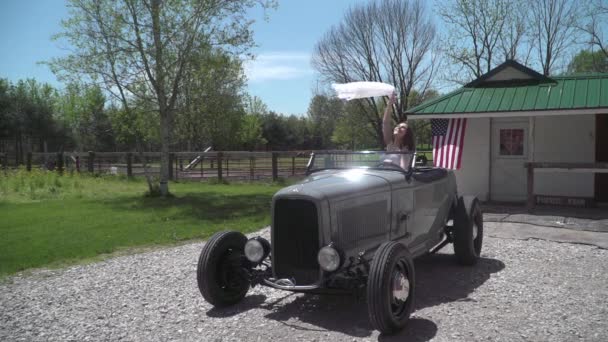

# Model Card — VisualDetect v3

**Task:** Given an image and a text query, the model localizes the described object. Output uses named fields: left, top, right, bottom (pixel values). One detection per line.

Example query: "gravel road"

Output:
left=1, top=227, right=607, bottom=342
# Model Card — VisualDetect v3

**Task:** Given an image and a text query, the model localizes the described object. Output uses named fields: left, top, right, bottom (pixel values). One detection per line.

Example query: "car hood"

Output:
left=273, top=169, right=397, bottom=201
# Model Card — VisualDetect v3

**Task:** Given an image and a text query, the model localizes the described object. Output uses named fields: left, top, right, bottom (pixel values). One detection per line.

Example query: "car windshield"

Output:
left=306, top=151, right=415, bottom=174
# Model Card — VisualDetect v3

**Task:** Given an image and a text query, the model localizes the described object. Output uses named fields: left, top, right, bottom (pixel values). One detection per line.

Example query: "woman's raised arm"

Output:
left=382, top=92, right=396, bottom=147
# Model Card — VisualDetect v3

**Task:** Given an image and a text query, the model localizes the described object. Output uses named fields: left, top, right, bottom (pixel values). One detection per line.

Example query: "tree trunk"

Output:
left=150, top=0, right=171, bottom=197
left=159, top=109, right=171, bottom=196
left=134, top=138, right=155, bottom=194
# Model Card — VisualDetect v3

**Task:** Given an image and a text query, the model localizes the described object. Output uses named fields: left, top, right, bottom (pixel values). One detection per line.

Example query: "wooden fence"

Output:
left=2, top=150, right=435, bottom=181
left=12, top=151, right=313, bottom=181
left=0, top=152, right=6, bottom=172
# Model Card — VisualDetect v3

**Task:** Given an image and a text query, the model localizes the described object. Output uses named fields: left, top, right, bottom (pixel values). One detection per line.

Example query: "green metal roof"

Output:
left=408, top=73, right=608, bottom=115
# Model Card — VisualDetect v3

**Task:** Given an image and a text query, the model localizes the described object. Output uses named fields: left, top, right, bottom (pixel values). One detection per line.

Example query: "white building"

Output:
left=407, top=60, right=608, bottom=205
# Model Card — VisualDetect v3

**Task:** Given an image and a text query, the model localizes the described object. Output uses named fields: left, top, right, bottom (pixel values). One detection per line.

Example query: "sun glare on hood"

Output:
left=339, top=168, right=368, bottom=182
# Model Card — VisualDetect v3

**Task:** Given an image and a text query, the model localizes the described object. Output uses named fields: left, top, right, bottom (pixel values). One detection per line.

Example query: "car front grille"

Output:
left=272, top=199, right=320, bottom=285
left=338, top=200, right=388, bottom=248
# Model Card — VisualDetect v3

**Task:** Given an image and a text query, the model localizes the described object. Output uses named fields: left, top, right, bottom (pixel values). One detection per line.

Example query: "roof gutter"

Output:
left=407, top=108, right=608, bottom=120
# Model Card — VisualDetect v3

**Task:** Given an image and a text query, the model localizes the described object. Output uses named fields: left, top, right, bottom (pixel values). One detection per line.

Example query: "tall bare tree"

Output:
left=312, top=0, right=437, bottom=147
left=530, top=0, right=582, bottom=75
left=580, top=0, right=608, bottom=58
left=498, top=0, right=532, bottom=63
left=50, top=0, right=274, bottom=196
left=438, top=0, right=510, bottom=83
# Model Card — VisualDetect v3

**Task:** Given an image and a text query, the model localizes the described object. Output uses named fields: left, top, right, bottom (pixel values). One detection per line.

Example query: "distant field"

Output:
left=0, top=169, right=283, bottom=277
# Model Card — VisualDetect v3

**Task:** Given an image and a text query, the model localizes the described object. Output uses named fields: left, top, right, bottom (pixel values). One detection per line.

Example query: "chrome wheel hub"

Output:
left=473, top=222, right=479, bottom=240
left=392, top=270, right=410, bottom=303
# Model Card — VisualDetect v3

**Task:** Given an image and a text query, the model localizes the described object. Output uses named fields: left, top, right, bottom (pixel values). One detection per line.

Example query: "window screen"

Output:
left=499, top=129, right=524, bottom=156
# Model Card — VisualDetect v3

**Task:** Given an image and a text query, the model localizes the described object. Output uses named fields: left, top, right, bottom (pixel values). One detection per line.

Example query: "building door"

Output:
left=596, top=114, right=608, bottom=203
left=491, top=119, right=529, bottom=202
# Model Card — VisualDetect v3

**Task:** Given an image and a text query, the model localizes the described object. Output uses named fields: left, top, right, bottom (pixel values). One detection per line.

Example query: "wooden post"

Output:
left=217, top=152, right=223, bottom=181
left=26, top=152, right=32, bottom=171
left=175, top=154, right=178, bottom=181
left=126, top=153, right=133, bottom=177
left=75, top=156, right=80, bottom=173
left=2, top=153, right=7, bottom=173
left=88, top=152, right=95, bottom=173
left=250, top=156, right=254, bottom=180
left=200, top=157, right=204, bottom=178
left=168, top=153, right=174, bottom=180
left=226, top=156, right=229, bottom=177
left=526, top=163, right=535, bottom=212
left=272, top=152, right=278, bottom=181
left=57, top=152, right=64, bottom=174
left=292, top=156, right=295, bottom=176
left=528, top=117, right=535, bottom=162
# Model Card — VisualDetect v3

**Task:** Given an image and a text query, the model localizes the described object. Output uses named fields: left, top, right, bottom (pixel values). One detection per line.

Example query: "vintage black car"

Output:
left=196, top=151, right=483, bottom=334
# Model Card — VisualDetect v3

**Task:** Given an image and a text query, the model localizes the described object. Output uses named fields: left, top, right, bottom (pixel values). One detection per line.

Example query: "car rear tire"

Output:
left=453, top=197, right=483, bottom=265
left=197, top=231, right=251, bottom=307
left=367, top=242, right=416, bottom=335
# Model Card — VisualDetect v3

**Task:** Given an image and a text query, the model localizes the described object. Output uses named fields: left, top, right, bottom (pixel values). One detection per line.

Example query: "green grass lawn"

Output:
left=0, top=169, right=283, bottom=277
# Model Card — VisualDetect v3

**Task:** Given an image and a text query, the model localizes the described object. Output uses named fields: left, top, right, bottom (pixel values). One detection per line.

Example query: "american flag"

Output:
left=431, top=118, right=467, bottom=170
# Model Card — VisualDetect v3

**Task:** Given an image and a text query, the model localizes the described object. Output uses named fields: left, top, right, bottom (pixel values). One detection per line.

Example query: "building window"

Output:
left=499, top=128, right=524, bottom=156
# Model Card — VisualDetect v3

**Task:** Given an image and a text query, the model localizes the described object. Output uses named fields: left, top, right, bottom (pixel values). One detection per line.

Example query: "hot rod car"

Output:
left=196, top=151, right=483, bottom=334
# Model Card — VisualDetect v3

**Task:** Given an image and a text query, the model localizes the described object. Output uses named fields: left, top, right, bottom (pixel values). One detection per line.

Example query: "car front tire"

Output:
left=197, top=231, right=251, bottom=307
left=453, top=196, right=483, bottom=265
left=367, top=241, right=416, bottom=335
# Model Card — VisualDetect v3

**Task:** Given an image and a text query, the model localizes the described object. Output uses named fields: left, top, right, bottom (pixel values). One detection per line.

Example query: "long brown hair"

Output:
left=395, top=123, right=415, bottom=151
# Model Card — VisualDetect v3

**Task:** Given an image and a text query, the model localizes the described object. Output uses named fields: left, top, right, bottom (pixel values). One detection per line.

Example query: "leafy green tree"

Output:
left=331, top=102, right=378, bottom=150
left=284, top=115, right=312, bottom=150
left=50, top=0, right=275, bottom=196
left=259, top=111, right=288, bottom=150
left=256, top=111, right=313, bottom=150
left=406, top=89, right=438, bottom=148
left=0, top=79, right=13, bottom=140
left=55, top=83, right=114, bottom=151
left=0, top=79, right=65, bottom=162
left=245, top=95, right=269, bottom=116
left=567, top=50, right=608, bottom=73
left=238, top=114, right=267, bottom=150
left=107, top=101, right=159, bottom=151
left=175, top=49, right=247, bottom=151
left=239, top=95, right=269, bottom=150
left=307, top=95, right=343, bottom=149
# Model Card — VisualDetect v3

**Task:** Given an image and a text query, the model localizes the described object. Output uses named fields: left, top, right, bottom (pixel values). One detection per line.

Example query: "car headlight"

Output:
left=317, top=245, right=341, bottom=272
left=244, top=237, right=270, bottom=263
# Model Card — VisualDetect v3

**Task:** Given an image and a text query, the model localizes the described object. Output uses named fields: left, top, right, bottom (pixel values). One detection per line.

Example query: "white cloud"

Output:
left=244, top=51, right=313, bottom=82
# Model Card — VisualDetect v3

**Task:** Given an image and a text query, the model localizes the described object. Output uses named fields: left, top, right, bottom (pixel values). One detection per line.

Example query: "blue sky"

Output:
left=0, top=0, right=440, bottom=115
left=246, top=1, right=371, bottom=114
left=0, top=1, right=69, bottom=85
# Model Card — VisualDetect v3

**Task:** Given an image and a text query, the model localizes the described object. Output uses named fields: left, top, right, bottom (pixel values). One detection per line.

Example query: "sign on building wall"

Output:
left=535, top=195, right=595, bottom=208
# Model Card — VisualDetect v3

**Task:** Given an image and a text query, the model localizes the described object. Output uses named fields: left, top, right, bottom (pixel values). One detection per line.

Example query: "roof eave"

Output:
left=407, top=107, right=608, bottom=120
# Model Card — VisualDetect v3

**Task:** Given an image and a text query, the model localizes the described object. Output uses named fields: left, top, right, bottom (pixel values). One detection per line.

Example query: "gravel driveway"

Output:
left=1, top=227, right=607, bottom=342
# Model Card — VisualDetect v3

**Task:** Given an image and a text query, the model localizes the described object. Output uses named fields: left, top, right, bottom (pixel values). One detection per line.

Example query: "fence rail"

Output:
left=2, top=150, right=434, bottom=181
left=0, top=152, right=6, bottom=172
left=9, top=151, right=313, bottom=181
left=525, top=162, right=608, bottom=211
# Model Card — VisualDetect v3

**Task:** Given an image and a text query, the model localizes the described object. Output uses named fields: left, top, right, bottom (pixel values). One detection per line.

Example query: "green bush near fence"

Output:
left=0, top=169, right=283, bottom=277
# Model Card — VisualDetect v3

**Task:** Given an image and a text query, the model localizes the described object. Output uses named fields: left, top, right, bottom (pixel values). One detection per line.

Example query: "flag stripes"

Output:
left=431, top=118, right=467, bottom=170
